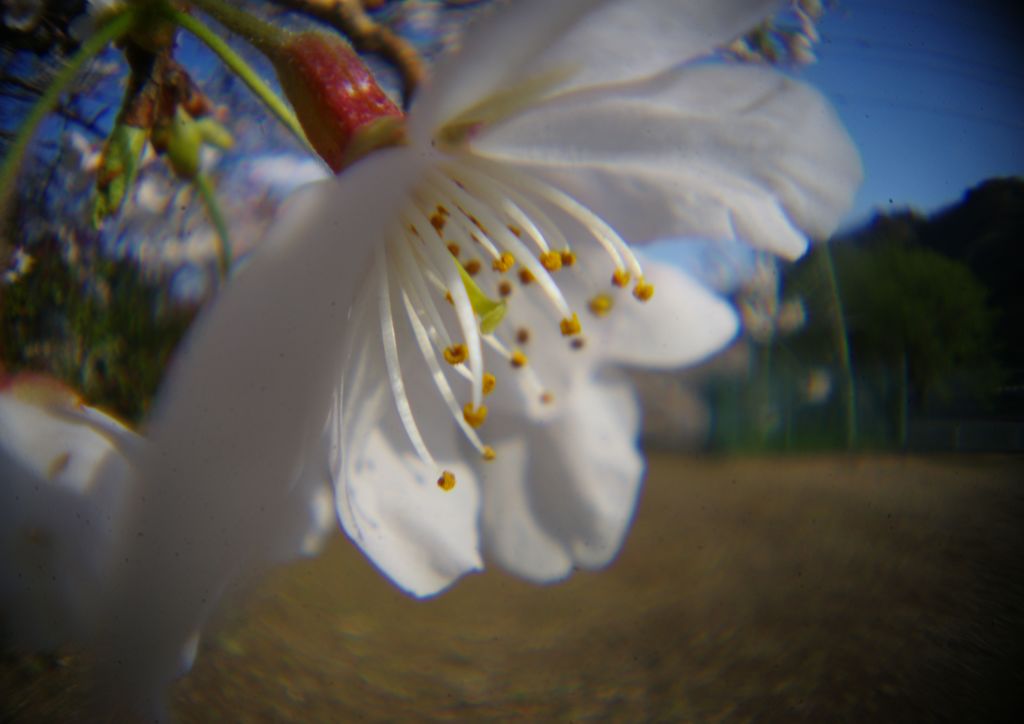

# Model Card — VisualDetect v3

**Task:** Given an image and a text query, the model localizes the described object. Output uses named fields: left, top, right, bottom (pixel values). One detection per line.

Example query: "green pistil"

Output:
left=457, top=262, right=506, bottom=334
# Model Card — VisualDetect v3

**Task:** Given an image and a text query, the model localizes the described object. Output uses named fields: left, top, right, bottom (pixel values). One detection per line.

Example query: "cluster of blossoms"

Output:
left=1, top=0, right=860, bottom=718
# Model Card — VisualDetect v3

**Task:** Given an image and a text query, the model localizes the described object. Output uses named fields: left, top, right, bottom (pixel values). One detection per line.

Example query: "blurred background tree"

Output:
left=703, top=177, right=1017, bottom=453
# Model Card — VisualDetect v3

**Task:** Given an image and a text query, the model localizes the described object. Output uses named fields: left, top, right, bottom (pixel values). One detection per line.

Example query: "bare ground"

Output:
left=3, top=454, right=1023, bottom=722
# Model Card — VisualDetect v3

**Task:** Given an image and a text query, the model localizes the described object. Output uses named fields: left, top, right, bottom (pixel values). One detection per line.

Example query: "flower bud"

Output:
left=93, top=121, right=147, bottom=227
left=161, top=106, right=204, bottom=180
left=271, top=32, right=405, bottom=173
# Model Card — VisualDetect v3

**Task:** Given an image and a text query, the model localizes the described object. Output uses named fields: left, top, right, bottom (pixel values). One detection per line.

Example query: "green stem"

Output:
left=897, top=347, right=908, bottom=450
left=183, top=0, right=287, bottom=54
left=164, top=7, right=311, bottom=152
left=817, top=244, right=857, bottom=450
left=0, top=8, right=137, bottom=218
left=194, top=173, right=232, bottom=282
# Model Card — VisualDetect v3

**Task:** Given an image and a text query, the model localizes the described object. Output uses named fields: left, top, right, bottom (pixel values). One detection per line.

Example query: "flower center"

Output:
left=376, top=156, right=654, bottom=490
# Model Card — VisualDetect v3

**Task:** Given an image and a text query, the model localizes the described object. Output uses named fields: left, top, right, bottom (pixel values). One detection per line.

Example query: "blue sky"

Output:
left=10, top=0, right=1021, bottom=288
left=650, top=0, right=1024, bottom=286
left=803, top=0, right=1024, bottom=224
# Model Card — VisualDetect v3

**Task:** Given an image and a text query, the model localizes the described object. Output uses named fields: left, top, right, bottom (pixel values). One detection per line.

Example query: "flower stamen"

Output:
left=540, top=250, right=562, bottom=272
left=404, top=209, right=485, bottom=408
left=397, top=281, right=490, bottom=456
left=633, top=277, right=655, bottom=301
left=462, top=403, right=488, bottom=428
left=559, top=313, right=582, bottom=337
left=377, top=252, right=438, bottom=469
left=443, top=344, right=467, bottom=365
left=492, top=252, right=515, bottom=272
left=430, top=169, right=574, bottom=322
left=437, top=470, right=456, bottom=491
left=588, top=294, right=613, bottom=317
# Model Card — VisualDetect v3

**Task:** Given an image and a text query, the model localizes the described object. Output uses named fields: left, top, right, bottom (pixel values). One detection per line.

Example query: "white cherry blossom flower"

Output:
left=96, top=0, right=859, bottom=713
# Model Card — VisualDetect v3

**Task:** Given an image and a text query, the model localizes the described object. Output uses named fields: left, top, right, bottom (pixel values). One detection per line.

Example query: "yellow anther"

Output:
left=612, top=268, right=631, bottom=288
left=492, top=252, right=515, bottom=272
left=540, top=392, right=554, bottom=405
left=443, top=344, right=467, bottom=365
left=445, top=291, right=454, bottom=305
left=437, top=470, right=456, bottom=491
left=560, top=250, right=576, bottom=267
left=588, top=294, right=613, bottom=317
left=447, top=243, right=461, bottom=257
left=516, top=328, right=530, bottom=345
left=560, top=313, right=582, bottom=337
left=518, top=268, right=534, bottom=285
left=463, top=402, right=488, bottom=428
left=498, top=280, right=513, bottom=297
left=430, top=210, right=447, bottom=234
left=633, top=278, right=655, bottom=301
left=482, top=373, right=496, bottom=395
left=510, top=350, right=528, bottom=368
left=507, top=224, right=523, bottom=238
left=482, top=446, right=497, bottom=461
left=540, top=251, right=563, bottom=272
left=465, top=259, right=482, bottom=276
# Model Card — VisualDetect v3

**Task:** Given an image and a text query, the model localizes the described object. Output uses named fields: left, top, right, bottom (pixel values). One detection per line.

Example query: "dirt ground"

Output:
left=3, top=453, right=1023, bottom=722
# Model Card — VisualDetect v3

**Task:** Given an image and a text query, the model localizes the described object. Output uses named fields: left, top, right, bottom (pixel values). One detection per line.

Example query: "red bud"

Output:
left=273, top=32, right=405, bottom=172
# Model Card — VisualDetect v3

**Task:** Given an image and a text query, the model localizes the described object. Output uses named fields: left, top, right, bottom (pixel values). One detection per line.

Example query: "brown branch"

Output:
left=264, top=0, right=425, bottom=106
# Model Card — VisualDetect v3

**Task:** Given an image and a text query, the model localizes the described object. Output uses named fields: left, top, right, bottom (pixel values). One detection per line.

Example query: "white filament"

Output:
left=399, top=288, right=487, bottom=454
left=430, top=169, right=573, bottom=320
left=395, top=243, right=473, bottom=386
left=377, top=249, right=437, bottom=469
left=404, top=209, right=485, bottom=409
left=488, top=162, right=645, bottom=279
left=460, top=157, right=572, bottom=254
left=481, top=333, right=549, bottom=401
left=446, top=163, right=552, bottom=254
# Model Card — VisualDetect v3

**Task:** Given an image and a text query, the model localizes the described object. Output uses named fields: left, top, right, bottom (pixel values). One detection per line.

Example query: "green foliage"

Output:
left=0, top=239, right=197, bottom=424
left=814, top=242, right=999, bottom=402
left=707, top=190, right=1011, bottom=453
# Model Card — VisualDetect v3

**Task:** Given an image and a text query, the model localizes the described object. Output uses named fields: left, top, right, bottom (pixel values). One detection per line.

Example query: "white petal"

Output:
left=413, top=0, right=782, bottom=140
left=481, top=369, right=643, bottom=582
left=94, top=148, right=423, bottom=709
left=339, top=424, right=482, bottom=597
left=476, top=435, right=573, bottom=581
left=262, top=431, right=337, bottom=564
left=472, top=250, right=735, bottom=426
left=333, top=293, right=483, bottom=597
left=477, top=64, right=862, bottom=255
left=598, top=256, right=739, bottom=369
